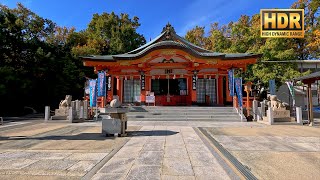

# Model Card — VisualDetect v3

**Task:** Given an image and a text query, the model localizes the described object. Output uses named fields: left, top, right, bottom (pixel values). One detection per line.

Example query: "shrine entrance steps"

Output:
left=126, top=106, right=240, bottom=122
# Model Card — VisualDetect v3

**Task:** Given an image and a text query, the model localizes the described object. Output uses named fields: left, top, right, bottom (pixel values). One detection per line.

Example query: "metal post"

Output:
left=95, top=85, right=98, bottom=121
left=246, top=90, right=250, bottom=116
left=104, top=72, right=107, bottom=107
left=308, top=83, right=314, bottom=126
left=167, top=75, right=170, bottom=102
left=253, top=100, right=258, bottom=121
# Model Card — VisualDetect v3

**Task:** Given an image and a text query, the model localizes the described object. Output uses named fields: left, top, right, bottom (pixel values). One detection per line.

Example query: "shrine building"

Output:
left=82, top=24, right=261, bottom=106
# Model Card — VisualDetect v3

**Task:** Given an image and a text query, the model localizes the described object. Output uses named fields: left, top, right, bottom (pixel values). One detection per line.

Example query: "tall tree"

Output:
left=72, top=12, right=146, bottom=56
left=185, top=26, right=208, bottom=48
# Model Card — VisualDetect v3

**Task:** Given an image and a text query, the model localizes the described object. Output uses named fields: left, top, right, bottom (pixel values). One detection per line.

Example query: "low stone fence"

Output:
left=252, top=100, right=302, bottom=125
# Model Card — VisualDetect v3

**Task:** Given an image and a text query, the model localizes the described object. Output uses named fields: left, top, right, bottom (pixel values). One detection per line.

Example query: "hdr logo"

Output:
left=260, top=9, right=304, bottom=38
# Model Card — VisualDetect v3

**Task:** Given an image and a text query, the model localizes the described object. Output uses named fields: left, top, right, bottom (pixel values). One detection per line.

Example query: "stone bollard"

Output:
left=296, top=106, right=302, bottom=124
left=71, top=101, right=77, bottom=119
left=68, top=108, right=74, bottom=122
left=83, top=100, right=88, bottom=119
left=75, top=100, right=80, bottom=118
left=80, top=106, right=84, bottom=119
left=257, top=107, right=262, bottom=121
left=45, top=106, right=50, bottom=121
left=267, top=109, right=274, bottom=125
left=252, top=100, right=258, bottom=121
left=261, top=102, right=266, bottom=117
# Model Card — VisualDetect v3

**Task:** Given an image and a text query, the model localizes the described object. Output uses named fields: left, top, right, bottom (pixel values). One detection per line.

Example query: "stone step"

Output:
left=129, top=110, right=236, bottom=113
left=127, top=117, right=240, bottom=121
left=136, top=108, right=234, bottom=111
left=129, top=106, right=234, bottom=109
left=126, top=106, right=240, bottom=122
left=127, top=111, right=236, bottom=115
left=126, top=114, right=239, bottom=118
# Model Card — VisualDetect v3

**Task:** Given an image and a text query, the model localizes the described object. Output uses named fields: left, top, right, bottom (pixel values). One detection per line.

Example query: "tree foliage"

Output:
left=185, top=0, right=319, bottom=88
left=71, top=12, right=146, bottom=56
left=0, top=4, right=145, bottom=116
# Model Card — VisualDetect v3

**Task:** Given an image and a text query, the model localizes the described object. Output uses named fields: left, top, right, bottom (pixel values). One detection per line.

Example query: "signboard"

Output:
left=234, top=78, right=243, bottom=108
left=89, top=79, right=97, bottom=107
left=146, top=95, right=155, bottom=103
left=192, top=75, right=197, bottom=90
left=269, top=79, right=276, bottom=95
left=228, top=69, right=234, bottom=96
left=141, top=75, right=145, bottom=90
left=260, top=9, right=304, bottom=38
left=107, top=75, right=112, bottom=91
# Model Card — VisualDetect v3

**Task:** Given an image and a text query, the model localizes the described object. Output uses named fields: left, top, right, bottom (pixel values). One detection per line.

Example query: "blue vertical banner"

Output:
left=228, top=69, right=234, bottom=96
left=97, top=71, right=106, bottom=97
left=89, top=79, right=97, bottom=107
left=269, top=79, right=276, bottom=95
left=234, top=78, right=243, bottom=108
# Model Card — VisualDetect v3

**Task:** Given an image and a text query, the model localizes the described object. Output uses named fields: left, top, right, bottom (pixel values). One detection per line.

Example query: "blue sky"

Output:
left=2, top=0, right=296, bottom=40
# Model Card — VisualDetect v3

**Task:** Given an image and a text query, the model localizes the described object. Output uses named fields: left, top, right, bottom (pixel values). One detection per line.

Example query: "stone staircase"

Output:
left=126, top=106, right=240, bottom=122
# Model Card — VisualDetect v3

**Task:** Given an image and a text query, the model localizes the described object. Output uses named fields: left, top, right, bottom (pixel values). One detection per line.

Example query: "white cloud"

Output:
left=177, top=0, right=248, bottom=35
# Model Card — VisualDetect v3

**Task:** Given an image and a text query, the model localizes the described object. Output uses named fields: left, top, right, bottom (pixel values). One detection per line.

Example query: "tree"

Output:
left=72, top=12, right=146, bottom=56
left=184, top=0, right=319, bottom=88
left=185, top=26, right=208, bottom=48
left=0, top=4, right=90, bottom=115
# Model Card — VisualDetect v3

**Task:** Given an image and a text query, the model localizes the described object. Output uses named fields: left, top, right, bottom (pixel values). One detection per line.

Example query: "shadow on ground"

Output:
left=0, top=130, right=178, bottom=141
left=127, top=130, right=178, bottom=137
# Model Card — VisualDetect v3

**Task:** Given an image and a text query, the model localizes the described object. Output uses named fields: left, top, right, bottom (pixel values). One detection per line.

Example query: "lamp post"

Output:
left=244, top=82, right=252, bottom=116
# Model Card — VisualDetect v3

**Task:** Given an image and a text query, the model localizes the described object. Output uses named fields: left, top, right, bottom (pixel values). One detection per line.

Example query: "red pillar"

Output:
left=216, top=75, right=224, bottom=105
left=117, top=77, right=123, bottom=102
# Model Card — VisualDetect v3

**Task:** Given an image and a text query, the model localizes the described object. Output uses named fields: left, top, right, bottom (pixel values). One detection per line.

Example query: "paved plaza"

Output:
left=0, top=120, right=319, bottom=180
left=91, top=125, right=236, bottom=180
left=204, top=125, right=320, bottom=180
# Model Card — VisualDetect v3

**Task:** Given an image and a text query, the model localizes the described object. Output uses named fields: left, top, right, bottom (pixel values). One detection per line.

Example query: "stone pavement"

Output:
left=0, top=122, right=139, bottom=179
left=204, top=125, right=320, bottom=180
left=91, top=126, right=236, bottom=180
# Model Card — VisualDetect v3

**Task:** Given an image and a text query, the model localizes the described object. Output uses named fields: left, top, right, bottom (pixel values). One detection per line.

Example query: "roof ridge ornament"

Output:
left=162, top=23, right=176, bottom=40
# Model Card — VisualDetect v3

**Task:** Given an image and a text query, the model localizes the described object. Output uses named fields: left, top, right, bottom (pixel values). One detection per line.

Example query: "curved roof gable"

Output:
left=82, top=23, right=261, bottom=61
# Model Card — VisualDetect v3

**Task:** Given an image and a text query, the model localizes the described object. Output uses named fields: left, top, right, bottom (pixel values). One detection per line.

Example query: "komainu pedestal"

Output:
left=262, top=95, right=294, bottom=123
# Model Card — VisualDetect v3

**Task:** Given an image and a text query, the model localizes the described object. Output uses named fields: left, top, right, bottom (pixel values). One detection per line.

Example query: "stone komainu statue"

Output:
left=270, top=95, right=286, bottom=110
left=59, top=95, right=72, bottom=107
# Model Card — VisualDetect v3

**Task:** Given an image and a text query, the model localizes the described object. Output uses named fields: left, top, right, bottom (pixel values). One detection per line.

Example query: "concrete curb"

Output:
left=196, top=127, right=257, bottom=180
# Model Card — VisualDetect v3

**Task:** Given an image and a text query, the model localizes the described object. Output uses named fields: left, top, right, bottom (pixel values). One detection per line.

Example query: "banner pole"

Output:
left=95, top=78, right=98, bottom=121
left=104, top=71, right=107, bottom=107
